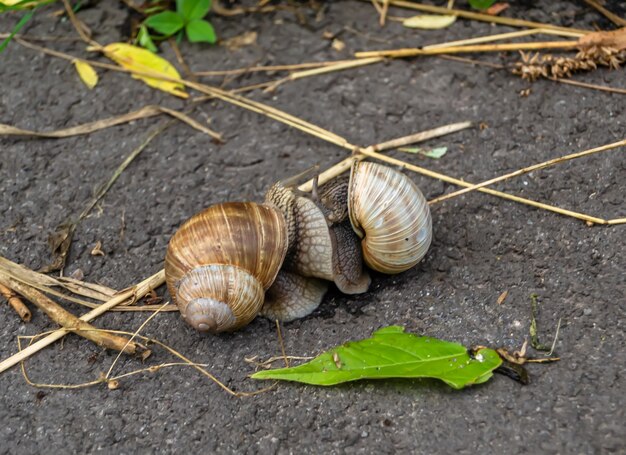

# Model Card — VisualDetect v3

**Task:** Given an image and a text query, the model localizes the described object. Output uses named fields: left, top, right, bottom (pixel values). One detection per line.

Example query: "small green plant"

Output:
left=141, top=0, right=216, bottom=50
left=468, top=0, right=497, bottom=10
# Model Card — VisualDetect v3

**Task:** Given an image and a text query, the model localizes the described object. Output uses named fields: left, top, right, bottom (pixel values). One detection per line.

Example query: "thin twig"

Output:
left=356, top=148, right=611, bottom=225
left=298, top=121, right=473, bottom=191
left=61, top=0, right=99, bottom=48
left=0, top=283, right=31, bottom=322
left=422, top=28, right=585, bottom=50
left=582, top=0, right=626, bottom=27
left=548, top=318, right=562, bottom=357
left=429, top=138, right=626, bottom=204
left=365, top=0, right=591, bottom=34
left=0, top=105, right=221, bottom=139
left=18, top=327, right=276, bottom=395
left=438, top=54, right=505, bottom=69
left=15, top=37, right=348, bottom=148
left=105, top=302, right=170, bottom=379
left=168, top=38, right=196, bottom=82
left=355, top=40, right=581, bottom=59
left=380, top=0, right=390, bottom=26
left=14, top=38, right=621, bottom=224
left=0, top=272, right=142, bottom=355
left=550, top=77, right=626, bottom=95
left=194, top=60, right=359, bottom=77
left=275, top=320, right=289, bottom=367
left=0, top=254, right=176, bottom=312
left=0, top=270, right=165, bottom=374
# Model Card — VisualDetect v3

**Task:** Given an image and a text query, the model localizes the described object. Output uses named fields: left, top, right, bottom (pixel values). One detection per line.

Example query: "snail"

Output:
left=164, top=162, right=432, bottom=333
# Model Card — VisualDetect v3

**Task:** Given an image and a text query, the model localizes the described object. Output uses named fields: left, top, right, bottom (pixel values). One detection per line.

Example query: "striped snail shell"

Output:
left=164, top=202, right=288, bottom=333
left=348, top=162, right=432, bottom=274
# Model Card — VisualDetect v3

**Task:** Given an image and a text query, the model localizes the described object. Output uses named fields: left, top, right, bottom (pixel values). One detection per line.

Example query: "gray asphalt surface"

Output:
left=1, top=1, right=625, bottom=453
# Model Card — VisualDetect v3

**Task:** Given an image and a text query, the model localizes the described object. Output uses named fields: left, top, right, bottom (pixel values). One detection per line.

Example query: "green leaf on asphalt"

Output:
left=177, top=0, right=211, bottom=21
left=398, top=146, right=448, bottom=159
left=185, top=19, right=217, bottom=43
left=252, top=326, right=502, bottom=389
left=144, top=11, right=185, bottom=36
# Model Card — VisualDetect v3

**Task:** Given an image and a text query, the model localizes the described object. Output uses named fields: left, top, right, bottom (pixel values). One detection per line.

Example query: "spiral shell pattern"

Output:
left=349, top=162, right=432, bottom=274
left=165, top=202, right=288, bottom=332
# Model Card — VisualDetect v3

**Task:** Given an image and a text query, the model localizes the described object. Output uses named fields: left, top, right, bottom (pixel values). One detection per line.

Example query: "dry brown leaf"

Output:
left=91, top=241, right=105, bottom=257
left=40, top=222, right=75, bottom=273
left=332, top=38, right=346, bottom=52
left=577, top=27, right=626, bottom=50
left=0, top=255, right=115, bottom=302
left=222, top=31, right=258, bottom=51
left=485, top=3, right=509, bottom=16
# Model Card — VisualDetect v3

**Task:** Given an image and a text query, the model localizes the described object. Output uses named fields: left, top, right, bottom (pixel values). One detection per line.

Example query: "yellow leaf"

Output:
left=73, top=60, right=98, bottom=89
left=0, top=0, right=42, bottom=5
left=102, top=43, right=188, bottom=98
left=403, top=14, right=457, bottom=30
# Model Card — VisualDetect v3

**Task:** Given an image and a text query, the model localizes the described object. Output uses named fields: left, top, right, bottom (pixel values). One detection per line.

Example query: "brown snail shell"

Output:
left=164, top=202, right=288, bottom=333
left=348, top=162, right=432, bottom=274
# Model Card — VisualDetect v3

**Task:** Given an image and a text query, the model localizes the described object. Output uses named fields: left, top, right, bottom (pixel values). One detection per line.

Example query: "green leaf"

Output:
left=398, top=146, right=448, bottom=159
left=185, top=19, right=216, bottom=43
left=252, top=326, right=502, bottom=389
left=136, top=24, right=158, bottom=53
left=177, top=0, right=211, bottom=21
left=468, top=0, right=496, bottom=10
left=144, top=11, right=185, bottom=36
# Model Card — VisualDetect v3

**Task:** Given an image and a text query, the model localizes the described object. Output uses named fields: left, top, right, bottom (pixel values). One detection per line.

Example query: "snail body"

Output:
left=165, top=162, right=432, bottom=333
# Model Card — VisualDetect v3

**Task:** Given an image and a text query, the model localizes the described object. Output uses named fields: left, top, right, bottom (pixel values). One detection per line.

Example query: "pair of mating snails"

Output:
left=164, top=161, right=433, bottom=333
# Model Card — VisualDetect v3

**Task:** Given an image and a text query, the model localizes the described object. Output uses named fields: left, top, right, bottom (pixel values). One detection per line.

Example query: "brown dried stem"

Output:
left=298, top=121, right=473, bottom=192
left=18, top=328, right=275, bottom=396
left=551, top=77, right=626, bottom=95
left=12, top=38, right=621, bottom=225
left=582, top=0, right=626, bottom=27
left=61, top=0, right=99, bottom=48
left=0, top=104, right=221, bottom=141
left=354, top=148, right=611, bottom=225
left=0, top=283, right=31, bottom=322
left=423, top=28, right=585, bottom=50
left=365, top=0, right=591, bottom=34
left=355, top=40, right=581, bottom=59
left=429, top=139, right=626, bottom=204
left=0, top=272, right=142, bottom=355
left=194, top=60, right=359, bottom=77
left=0, top=269, right=165, bottom=374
